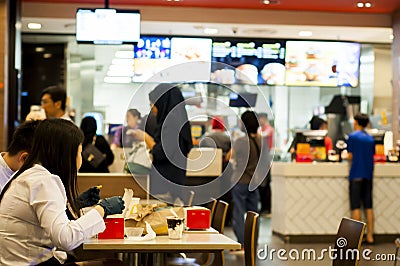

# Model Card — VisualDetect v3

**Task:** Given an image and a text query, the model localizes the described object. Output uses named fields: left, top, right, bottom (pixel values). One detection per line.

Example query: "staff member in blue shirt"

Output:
left=347, top=113, right=375, bottom=245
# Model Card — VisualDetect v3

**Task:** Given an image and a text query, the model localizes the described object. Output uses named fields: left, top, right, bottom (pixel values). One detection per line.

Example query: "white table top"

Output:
left=83, top=233, right=240, bottom=252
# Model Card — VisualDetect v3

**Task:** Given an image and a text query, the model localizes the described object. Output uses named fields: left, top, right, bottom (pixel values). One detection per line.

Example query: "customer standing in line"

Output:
left=40, top=85, right=72, bottom=121
left=346, top=113, right=375, bottom=244
left=231, top=111, right=265, bottom=247
left=0, top=119, right=124, bottom=265
left=79, top=116, right=114, bottom=173
left=131, top=83, right=193, bottom=201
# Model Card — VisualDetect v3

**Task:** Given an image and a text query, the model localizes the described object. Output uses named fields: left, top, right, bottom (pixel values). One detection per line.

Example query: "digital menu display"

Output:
left=76, top=9, right=141, bottom=44
left=132, top=36, right=212, bottom=82
left=285, top=41, right=361, bottom=87
left=211, top=38, right=286, bottom=85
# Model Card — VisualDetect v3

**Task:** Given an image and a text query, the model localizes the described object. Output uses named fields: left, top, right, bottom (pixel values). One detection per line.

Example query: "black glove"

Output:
left=98, top=196, right=125, bottom=218
left=77, top=187, right=101, bottom=208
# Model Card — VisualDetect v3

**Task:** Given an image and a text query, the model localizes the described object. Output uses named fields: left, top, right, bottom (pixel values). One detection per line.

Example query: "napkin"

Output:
left=126, top=222, right=156, bottom=241
left=122, top=188, right=134, bottom=218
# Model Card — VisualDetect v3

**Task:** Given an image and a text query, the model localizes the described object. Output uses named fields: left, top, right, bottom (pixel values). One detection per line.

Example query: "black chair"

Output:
left=244, top=211, right=259, bottom=266
left=332, top=217, right=366, bottom=266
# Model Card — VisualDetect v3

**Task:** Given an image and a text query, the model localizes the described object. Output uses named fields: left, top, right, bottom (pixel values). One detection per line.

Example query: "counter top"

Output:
left=271, top=161, right=400, bottom=177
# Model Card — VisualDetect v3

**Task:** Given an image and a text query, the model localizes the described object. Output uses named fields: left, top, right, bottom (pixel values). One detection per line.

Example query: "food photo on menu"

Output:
left=132, top=36, right=212, bottom=83
left=284, top=40, right=361, bottom=87
left=210, top=38, right=286, bottom=85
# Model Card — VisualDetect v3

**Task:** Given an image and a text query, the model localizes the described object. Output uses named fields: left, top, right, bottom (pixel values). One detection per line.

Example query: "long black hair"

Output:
left=0, top=119, right=84, bottom=216
left=80, top=116, right=97, bottom=147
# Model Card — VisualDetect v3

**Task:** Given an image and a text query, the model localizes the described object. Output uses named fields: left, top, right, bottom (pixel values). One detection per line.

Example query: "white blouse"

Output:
left=0, top=164, right=106, bottom=265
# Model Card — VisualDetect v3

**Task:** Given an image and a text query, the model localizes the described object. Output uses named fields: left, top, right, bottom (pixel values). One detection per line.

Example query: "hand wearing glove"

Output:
left=77, top=186, right=101, bottom=208
left=98, top=196, right=125, bottom=218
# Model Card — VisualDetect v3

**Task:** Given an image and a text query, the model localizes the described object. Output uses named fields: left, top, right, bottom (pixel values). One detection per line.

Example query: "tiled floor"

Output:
left=223, top=217, right=397, bottom=265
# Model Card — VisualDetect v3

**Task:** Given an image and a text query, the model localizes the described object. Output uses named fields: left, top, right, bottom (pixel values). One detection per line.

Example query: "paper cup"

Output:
left=166, top=216, right=185, bottom=239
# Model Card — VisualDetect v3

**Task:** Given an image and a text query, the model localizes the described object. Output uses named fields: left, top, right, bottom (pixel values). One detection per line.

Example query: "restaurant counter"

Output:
left=271, top=162, right=400, bottom=243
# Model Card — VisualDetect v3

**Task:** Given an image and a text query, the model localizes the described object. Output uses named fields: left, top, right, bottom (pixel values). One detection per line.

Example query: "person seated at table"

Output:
left=79, top=116, right=114, bottom=173
left=0, top=120, right=39, bottom=193
left=0, top=119, right=125, bottom=265
left=110, top=108, right=141, bottom=149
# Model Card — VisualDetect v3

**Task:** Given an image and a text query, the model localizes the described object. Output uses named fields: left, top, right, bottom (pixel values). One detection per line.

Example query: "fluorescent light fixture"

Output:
left=27, top=22, right=42, bottom=30
left=107, top=70, right=135, bottom=77
left=35, top=47, right=45, bottom=52
left=109, top=65, right=134, bottom=71
left=356, top=2, right=364, bottom=7
left=298, top=31, right=313, bottom=37
left=365, top=2, right=372, bottom=7
left=43, top=53, right=52, bottom=59
left=203, top=28, right=218, bottom=34
left=104, top=76, right=132, bottom=84
left=111, top=58, right=134, bottom=65
left=115, top=51, right=134, bottom=59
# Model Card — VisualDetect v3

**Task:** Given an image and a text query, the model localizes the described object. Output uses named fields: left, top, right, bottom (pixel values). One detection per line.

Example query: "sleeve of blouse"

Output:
left=151, top=141, right=168, bottom=162
left=30, top=175, right=105, bottom=251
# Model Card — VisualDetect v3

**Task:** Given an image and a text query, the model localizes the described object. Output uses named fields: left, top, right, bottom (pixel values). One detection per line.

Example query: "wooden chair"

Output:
left=204, top=198, right=217, bottom=224
left=332, top=217, right=366, bottom=266
left=394, top=238, right=400, bottom=266
left=212, top=200, right=229, bottom=234
left=244, top=211, right=259, bottom=266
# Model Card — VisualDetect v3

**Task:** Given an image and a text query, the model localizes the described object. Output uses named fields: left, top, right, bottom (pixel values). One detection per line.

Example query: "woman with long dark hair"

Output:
left=0, top=119, right=124, bottom=265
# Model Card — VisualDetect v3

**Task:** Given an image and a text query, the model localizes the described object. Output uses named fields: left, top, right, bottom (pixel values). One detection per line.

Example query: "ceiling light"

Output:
left=390, top=34, right=394, bottom=40
left=115, top=51, right=134, bottom=59
left=203, top=28, right=218, bottom=34
left=298, top=31, right=313, bottom=37
left=104, top=76, right=131, bottom=84
left=43, top=53, right=52, bottom=59
left=356, top=2, right=364, bottom=7
left=263, top=0, right=270, bottom=4
left=27, top=22, right=42, bottom=30
left=35, top=47, right=45, bottom=52
left=364, top=2, right=372, bottom=7
left=111, top=58, right=134, bottom=65
left=107, top=70, right=135, bottom=77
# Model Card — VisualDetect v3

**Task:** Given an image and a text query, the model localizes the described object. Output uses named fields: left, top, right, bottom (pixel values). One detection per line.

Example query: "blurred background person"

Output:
left=40, top=85, right=72, bottom=121
left=200, top=116, right=231, bottom=168
left=257, top=112, right=274, bottom=217
left=346, top=113, right=375, bottom=244
left=132, top=83, right=193, bottom=202
left=110, top=108, right=141, bottom=150
left=79, top=116, right=114, bottom=173
left=230, top=111, right=263, bottom=248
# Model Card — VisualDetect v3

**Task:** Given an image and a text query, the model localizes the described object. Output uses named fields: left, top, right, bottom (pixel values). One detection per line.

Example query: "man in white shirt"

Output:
left=40, top=85, right=72, bottom=121
left=0, top=120, right=39, bottom=193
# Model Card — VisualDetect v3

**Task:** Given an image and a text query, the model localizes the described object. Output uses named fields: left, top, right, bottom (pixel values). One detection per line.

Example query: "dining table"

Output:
left=83, top=232, right=241, bottom=265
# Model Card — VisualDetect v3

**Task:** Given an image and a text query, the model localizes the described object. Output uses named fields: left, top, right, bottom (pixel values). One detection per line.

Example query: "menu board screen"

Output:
left=285, top=41, right=361, bottom=87
left=211, top=38, right=286, bottom=85
left=133, top=36, right=212, bottom=82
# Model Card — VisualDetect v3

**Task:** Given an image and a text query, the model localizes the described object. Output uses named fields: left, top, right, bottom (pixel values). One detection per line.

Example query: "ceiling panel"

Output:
left=22, top=0, right=400, bottom=14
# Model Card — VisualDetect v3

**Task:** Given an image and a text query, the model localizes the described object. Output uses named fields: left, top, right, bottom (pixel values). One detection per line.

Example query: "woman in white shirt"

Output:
left=0, top=119, right=125, bottom=265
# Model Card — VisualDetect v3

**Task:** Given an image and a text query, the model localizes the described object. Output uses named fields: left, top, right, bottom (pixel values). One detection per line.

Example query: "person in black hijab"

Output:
left=131, top=83, right=193, bottom=201
left=79, top=116, right=114, bottom=173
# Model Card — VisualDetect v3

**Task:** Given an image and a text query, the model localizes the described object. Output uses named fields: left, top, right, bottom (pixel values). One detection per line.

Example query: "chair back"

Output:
left=204, top=198, right=217, bottom=224
left=332, top=217, right=366, bottom=266
left=244, top=211, right=259, bottom=266
left=212, top=200, right=229, bottom=233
